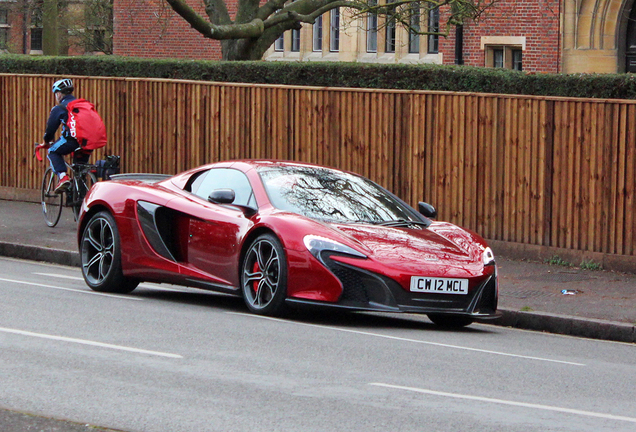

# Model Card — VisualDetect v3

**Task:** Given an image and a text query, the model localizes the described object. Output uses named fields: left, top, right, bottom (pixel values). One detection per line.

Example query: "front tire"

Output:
left=241, top=233, right=288, bottom=316
left=80, top=210, right=138, bottom=294
left=427, top=314, right=474, bottom=328
left=41, top=168, right=63, bottom=227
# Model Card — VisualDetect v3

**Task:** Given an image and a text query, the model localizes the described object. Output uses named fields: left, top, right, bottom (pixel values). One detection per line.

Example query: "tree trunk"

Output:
left=222, top=38, right=268, bottom=60
left=43, top=0, right=59, bottom=55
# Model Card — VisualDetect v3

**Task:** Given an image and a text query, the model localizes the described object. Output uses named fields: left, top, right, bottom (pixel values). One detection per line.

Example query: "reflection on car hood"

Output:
left=329, top=222, right=475, bottom=264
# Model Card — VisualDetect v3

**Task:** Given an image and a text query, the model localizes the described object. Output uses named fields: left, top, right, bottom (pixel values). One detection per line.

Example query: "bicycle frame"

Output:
left=36, top=143, right=98, bottom=226
left=66, top=162, right=98, bottom=221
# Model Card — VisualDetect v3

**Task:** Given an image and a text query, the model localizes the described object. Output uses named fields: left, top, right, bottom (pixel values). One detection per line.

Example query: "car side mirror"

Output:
left=208, top=188, right=235, bottom=204
left=418, top=202, right=437, bottom=219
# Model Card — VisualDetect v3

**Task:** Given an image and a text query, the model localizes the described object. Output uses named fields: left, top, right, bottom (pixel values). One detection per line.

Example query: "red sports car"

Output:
left=78, top=160, right=499, bottom=327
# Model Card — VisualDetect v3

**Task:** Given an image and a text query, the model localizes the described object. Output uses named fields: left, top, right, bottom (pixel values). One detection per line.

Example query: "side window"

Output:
left=190, top=168, right=256, bottom=208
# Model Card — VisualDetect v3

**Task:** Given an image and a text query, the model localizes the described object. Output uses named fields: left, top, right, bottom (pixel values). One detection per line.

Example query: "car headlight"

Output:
left=303, top=235, right=367, bottom=260
left=483, top=247, right=495, bottom=266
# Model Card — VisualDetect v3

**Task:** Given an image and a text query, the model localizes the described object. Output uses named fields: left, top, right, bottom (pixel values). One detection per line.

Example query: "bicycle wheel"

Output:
left=41, top=168, right=63, bottom=227
left=71, top=170, right=98, bottom=220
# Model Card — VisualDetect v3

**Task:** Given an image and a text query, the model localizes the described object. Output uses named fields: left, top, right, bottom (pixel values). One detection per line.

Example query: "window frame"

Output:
left=30, top=27, right=43, bottom=52
left=512, top=49, right=523, bottom=71
left=274, top=33, right=284, bottom=52
left=291, top=27, right=301, bottom=52
left=313, top=14, right=323, bottom=52
left=0, top=8, right=8, bottom=51
left=0, top=8, right=8, bottom=26
left=385, top=0, right=396, bottom=53
left=366, top=2, right=378, bottom=53
left=485, top=45, right=523, bottom=70
left=408, top=4, right=420, bottom=54
left=427, top=7, right=439, bottom=54
left=493, top=47, right=504, bottom=68
left=330, top=8, right=340, bottom=52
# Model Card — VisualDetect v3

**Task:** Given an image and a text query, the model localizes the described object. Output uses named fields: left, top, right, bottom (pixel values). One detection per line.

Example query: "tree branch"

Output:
left=166, top=0, right=215, bottom=33
left=263, top=0, right=361, bottom=29
left=209, top=20, right=265, bottom=39
left=263, top=1, right=354, bottom=28
left=256, top=0, right=291, bottom=21
left=167, top=0, right=265, bottom=39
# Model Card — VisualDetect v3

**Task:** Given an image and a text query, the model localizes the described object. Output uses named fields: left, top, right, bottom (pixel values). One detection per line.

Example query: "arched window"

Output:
left=626, top=5, right=636, bottom=72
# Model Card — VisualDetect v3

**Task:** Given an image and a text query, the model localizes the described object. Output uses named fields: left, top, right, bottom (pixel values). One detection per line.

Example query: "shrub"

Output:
left=3, top=55, right=636, bottom=99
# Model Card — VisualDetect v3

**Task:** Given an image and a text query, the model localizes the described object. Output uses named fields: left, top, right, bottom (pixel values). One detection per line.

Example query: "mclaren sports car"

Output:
left=78, top=160, right=499, bottom=327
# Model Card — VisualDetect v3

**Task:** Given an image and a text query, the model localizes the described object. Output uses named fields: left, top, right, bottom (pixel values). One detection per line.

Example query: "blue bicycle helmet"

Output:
left=52, top=78, right=74, bottom=94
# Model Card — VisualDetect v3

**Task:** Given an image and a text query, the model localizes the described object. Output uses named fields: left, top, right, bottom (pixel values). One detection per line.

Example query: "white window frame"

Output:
left=385, top=1, right=396, bottom=53
left=367, top=0, right=378, bottom=53
left=427, top=8, right=439, bottom=54
left=291, top=27, right=301, bottom=52
left=330, top=8, right=340, bottom=52
left=274, top=33, right=284, bottom=52
left=313, top=15, right=323, bottom=51
left=408, top=5, right=420, bottom=54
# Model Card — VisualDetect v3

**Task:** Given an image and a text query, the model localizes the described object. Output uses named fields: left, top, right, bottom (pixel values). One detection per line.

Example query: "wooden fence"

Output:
left=1, top=74, right=635, bottom=259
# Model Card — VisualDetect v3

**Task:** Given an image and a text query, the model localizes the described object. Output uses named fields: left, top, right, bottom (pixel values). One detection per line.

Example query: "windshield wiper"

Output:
left=376, top=219, right=428, bottom=228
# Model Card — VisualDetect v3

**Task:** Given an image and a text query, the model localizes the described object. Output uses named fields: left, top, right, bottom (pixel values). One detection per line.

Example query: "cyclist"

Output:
left=41, top=78, right=91, bottom=193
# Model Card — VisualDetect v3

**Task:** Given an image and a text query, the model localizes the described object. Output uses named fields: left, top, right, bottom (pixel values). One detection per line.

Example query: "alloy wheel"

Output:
left=81, top=216, right=115, bottom=285
left=242, top=239, right=281, bottom=310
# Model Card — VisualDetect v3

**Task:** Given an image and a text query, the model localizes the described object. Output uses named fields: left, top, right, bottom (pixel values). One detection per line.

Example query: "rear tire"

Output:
left=72, top=171, right=97, bottom=220
left=427, top=314, right=474, bottom=328
left=41, top=168, right=63, bottom=228
left=80, top=210, right=138, bottom=294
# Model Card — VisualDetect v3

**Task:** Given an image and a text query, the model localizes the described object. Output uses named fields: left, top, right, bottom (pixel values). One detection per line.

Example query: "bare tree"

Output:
left=66, top=0, right=113, bottom=54
left=165, top=0, right=497, bottom=60
left=3, top=0, right=112, bottom=55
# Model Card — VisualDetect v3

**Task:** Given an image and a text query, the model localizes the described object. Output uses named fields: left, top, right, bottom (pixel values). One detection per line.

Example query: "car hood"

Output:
left=327, top=222, right=480, bottom=266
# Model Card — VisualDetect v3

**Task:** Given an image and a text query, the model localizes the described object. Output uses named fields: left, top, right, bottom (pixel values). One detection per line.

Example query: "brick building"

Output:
left=4, top=0, right=635, bottom=73
left=113, top=0, right=225, bottom=59
left=1, top=1, right=44, bottom=55
left=264, top=0, right=560, bottom=73
left=441, top=0, right=561, bottom=73
left=109, top=0, right=576, bottom=73
left=0, top=0, right=111, bottom=55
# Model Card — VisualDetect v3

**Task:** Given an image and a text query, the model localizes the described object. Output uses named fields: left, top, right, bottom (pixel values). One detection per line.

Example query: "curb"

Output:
left=0, top=241, right=81, bottom=268
left=495, top=308, right=636, bottom=344
left=0, top=242, right=634, bottom=344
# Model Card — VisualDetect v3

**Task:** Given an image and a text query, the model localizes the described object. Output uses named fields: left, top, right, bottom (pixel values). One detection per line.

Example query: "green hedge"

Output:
left=2, top=54, right=636, bottom=99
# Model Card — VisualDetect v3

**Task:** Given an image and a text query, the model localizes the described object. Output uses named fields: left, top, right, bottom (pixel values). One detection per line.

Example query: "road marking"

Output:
left=35, top=274, right=194, bottom=293
left=0, top=277, right=142, bottom=301
left=34, top=272, right=83, bottom=281
left=369, top=383, right=636, bottom=424
left=227, top=312, right=585, bottom=366
left=0, top=326, right=182, bottom=359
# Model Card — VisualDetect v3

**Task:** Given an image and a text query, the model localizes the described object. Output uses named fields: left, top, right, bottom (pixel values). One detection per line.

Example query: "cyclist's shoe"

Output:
left=54, top=176, right=70, bottom=194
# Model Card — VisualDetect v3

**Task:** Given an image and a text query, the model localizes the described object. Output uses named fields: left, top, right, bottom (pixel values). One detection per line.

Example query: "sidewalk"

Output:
left=1, top=198, right=635, bottom=343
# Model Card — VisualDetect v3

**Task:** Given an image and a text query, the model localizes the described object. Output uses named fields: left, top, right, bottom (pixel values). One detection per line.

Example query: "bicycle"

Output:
left=35, top=143, right=98, bottom=227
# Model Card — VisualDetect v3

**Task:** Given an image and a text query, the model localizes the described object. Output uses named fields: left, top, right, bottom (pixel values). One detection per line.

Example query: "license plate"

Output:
left=410, top=277, right=468, bottom=294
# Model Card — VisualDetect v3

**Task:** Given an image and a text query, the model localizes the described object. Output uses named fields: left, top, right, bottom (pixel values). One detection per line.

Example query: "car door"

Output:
left=173, top=168, right=257, bottom=288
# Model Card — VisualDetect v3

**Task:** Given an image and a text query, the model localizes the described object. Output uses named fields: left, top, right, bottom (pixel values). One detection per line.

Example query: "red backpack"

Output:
left=66, top=99, right=107, bottom=150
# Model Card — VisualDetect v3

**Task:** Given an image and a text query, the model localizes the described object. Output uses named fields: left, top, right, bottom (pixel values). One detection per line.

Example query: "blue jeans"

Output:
left=47, top=137, right=88, bottom=175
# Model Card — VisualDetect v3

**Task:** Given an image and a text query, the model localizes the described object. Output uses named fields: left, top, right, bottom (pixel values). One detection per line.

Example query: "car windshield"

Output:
left=258, top=166, right=424, bottom=225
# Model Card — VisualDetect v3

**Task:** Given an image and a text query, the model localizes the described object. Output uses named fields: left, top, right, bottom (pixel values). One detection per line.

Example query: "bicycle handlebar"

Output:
left=34, top=143, right=49, bottom=162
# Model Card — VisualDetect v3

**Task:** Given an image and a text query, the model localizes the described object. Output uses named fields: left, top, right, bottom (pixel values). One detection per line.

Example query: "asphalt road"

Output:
left=1, top=257, right=635, bottom=432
